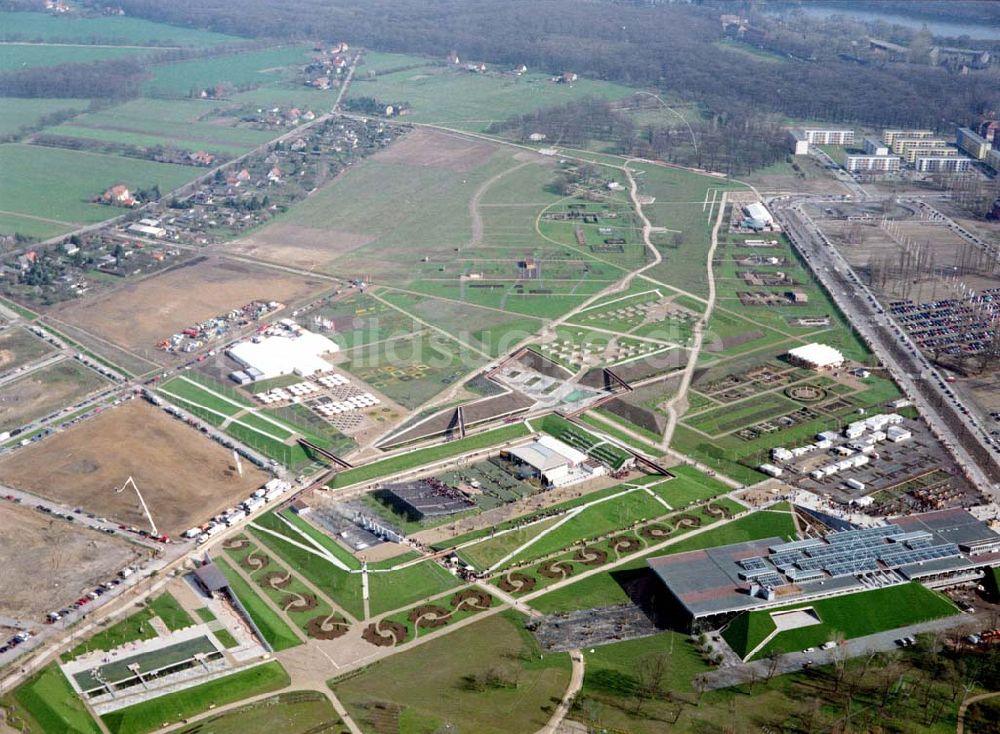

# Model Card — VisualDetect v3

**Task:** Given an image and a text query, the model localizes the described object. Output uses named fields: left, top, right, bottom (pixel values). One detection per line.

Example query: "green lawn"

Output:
left=457, top=516, right=563, bottom=570
left=367, top=560, right=463, bottom=617
left=148, top=592, right=194, bottom=632
left=171, top=691, right=341, bottom=734
left=4, top=664, right=101, bottom=734
left=332, top=611, right=571, bottom=734
left=246, top=527, right=364, bottom=620
left=733, top=583, right=959, bottom=660
left=259, top=510, right=362, bottom=570
left=0, top=143, right=201, bottom=237
left=214, top=557, right=302, bottom=651
left=101, top=661, right=290, bottom=734
left=61, top=608, right=157, bottom=662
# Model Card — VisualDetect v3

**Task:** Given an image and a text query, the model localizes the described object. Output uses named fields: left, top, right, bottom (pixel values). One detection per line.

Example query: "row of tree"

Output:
left=88, top=0, right=1000, bottom=130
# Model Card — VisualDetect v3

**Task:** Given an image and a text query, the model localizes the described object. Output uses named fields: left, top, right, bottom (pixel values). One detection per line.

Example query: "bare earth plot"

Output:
left=0, top=326, right=55, bottom=372
left=0, top=400, right=268, bottom=536
left=226, top=129, right=515, bottom=280
left=370, top=127, right=497, bottom=172
left=0, top=360, right=109, bottom=433
left=0, top=502, right=144, bottom=621
left=50, top=257, right=329, bottom=361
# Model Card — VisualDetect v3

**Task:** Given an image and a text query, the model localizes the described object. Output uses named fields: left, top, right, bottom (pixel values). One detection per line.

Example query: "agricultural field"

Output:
left=347, top=54, right=634, bottom=132
left=0, top=98, right=87, bottom=137
left=0, top=399, right=269, bottom=536
left=0, top=143, right=201, bottom=238
left=0, top=501, right=144, bottom=622
left=0, top=10, right=243, bottom=46
left=0, top=358, right=108, bottom=433
left=48, top=98, right=276, bottom=158
left=51, top=256, right=328, bottom=360
left=0, top=43, right=149, bottom=72
left=143, top=45, right=315, bottom=96
left=331, top=611, right=572, bottom=734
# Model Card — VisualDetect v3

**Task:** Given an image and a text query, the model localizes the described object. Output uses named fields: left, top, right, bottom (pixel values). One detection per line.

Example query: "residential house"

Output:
left=101, top=185, right=136, bottom=207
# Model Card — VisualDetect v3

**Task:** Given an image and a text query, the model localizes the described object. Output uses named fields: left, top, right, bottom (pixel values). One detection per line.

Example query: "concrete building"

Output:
left=891, top=138, right=952, bottom=163
left=914, top=156, right=973, bottom=174
left=929, top=46, right=991, bottom=68
left=883, top=129, right=935, bottom=147
left=845, top=154, right=901, bottom=173
left=957, top=127, right=992, bottom=160
left=787, top=343, right=845, bottom=370
left=801, top=129, right=854, bottom=146
left=788, top=130, right=809, bottom=156
left=987, top=148, right=1000, bottom=173
left=862, top=137, right=889, bottom=156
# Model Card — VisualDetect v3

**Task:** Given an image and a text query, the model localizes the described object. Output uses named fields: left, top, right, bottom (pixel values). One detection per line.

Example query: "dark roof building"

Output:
left=648, top=509, right=999, bottom=627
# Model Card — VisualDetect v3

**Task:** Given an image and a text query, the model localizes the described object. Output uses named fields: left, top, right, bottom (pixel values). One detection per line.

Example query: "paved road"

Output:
left=957, top=689, right=1000, bottom=734
left=771, top=197, right=1000, bottom=497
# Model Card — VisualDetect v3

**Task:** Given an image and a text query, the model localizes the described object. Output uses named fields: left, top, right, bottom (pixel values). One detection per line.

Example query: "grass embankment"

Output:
left=215, top=557, right=302, bottom=651
left=101, top=661, right=290, bottom=734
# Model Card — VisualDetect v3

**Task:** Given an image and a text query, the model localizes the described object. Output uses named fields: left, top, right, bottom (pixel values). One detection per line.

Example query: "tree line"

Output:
left=83, top=0, right=1000, bottom=130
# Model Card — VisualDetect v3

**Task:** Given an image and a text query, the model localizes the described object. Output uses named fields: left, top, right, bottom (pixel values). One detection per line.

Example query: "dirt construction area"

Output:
left=228, top=225, right=376, bottom=271
left=50, top=257, right=329, bottom=360
left=0, top=400, right=269, bottom=536
left=370, top=127, right=496, bottom=172
left=0, top=502, right=145, bottom=621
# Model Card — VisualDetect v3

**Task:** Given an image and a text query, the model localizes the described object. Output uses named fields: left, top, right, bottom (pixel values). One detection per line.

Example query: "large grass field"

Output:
left=50, top=99, right=275, bottom=158
left=0, top=98, right=86, bottom=137
left=0, top=44, right=149, bottom=71
left=0, top=143, right=201, bottom=237
left=348, top=55, right=633, bottom=132
left=174, top=691, right=343, bottom=734
left=101, top=661, right=290, bottom=734
left=143, top=45, right=314, bottom=96
left=331, top=611, right=571, bottom=734
left=722, top=582, right=959, bottom=660
left=215, top=557, right=302, bottom=651
left=0, top=10, right=243, bottom=46
left=3, top=664, right=101, bottom=734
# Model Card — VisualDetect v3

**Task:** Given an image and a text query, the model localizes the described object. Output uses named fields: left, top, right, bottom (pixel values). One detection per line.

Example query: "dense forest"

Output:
left=73, top=0, right=1000, bottom=131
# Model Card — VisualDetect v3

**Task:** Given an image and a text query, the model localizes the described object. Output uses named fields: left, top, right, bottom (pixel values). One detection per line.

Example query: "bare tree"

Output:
left=633, top=652, right=670, bottom=715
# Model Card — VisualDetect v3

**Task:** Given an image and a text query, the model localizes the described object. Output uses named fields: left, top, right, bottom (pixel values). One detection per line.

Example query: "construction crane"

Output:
left=115, top=476, right=158, bottom=537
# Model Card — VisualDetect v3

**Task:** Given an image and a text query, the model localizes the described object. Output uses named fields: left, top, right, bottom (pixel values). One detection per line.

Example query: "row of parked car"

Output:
left=45, top=568, right=134, bottom=624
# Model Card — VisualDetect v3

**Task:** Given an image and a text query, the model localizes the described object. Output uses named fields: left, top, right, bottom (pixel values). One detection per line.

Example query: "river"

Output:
left=785, top=3, right=1000, bottom=41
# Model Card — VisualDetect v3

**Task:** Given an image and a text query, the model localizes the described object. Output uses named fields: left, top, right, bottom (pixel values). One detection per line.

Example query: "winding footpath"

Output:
left=659, top=187, right=726, bottom=448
